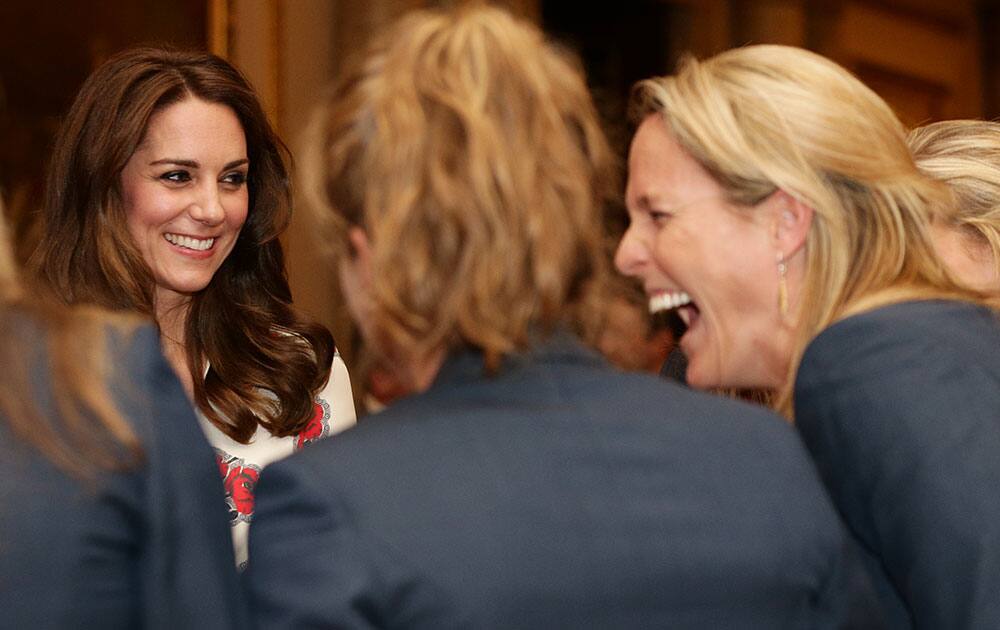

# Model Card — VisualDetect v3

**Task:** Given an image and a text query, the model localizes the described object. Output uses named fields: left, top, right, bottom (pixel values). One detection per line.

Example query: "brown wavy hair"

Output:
left=1, top=196, right=140, bottom=476
left=303, top=5, right=618, bottom=372
left=32, top=47, right=333, bottom=443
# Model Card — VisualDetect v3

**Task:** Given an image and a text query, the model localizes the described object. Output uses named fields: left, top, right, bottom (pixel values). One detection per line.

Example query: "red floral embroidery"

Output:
left=216, top=450, right=261, bottom=525
left=296, top=398, right=330, bottom=449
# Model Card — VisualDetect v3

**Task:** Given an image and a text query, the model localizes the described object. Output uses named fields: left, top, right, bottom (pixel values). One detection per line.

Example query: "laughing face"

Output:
left=616, top=115, right=790, bottom=390
left=120, top=97, right=249, bottom=313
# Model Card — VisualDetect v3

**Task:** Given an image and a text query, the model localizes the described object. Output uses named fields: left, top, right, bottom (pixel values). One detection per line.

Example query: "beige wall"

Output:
left=226, top=0, right=352, bottom=368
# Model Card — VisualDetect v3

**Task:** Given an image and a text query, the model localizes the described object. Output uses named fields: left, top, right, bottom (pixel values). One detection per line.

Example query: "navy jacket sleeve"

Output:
left=794, top=302, right=1000, bottom=629
left=0, top=322, right=246, bottom=629
left=245, top=456, right=380, bottom=629
left=119, top=326, right=249, bottom=629
left=246, top=451, right=465, bottom=630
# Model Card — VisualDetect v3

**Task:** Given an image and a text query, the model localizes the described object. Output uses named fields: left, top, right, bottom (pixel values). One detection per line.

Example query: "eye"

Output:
left=221, top=170, right=248, bottom=188
left=649, top=209, right=673, bottom=226
left=159, top=170, right=191, bottom=184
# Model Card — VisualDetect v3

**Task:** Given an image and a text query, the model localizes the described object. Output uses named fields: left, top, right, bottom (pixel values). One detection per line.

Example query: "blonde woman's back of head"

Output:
left=309, top=4, right=617, bottom=369
left=631, top=44, right=987, bottom=414
left=908, top=119, right=1000, bottom=290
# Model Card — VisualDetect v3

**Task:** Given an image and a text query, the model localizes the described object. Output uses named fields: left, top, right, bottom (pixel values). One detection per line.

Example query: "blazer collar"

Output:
left=431, top=329, right=605, bottom=388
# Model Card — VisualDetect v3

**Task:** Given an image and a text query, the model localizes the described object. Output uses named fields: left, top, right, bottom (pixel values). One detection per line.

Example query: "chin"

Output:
left=683, top=364, right=717, bottom=391
left=161, top=280, right=214, bottom=296
left=686, top=362, right=746, bottom=392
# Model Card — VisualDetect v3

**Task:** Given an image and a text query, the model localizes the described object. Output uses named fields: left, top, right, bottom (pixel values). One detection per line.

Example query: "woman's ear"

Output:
left=339, top=226, right=376, bottom=331
left=343, top=226, right=374, bottom=291
left=346, top=226, right=372, bottom=265
left=769, top=189, right=813, bottom=257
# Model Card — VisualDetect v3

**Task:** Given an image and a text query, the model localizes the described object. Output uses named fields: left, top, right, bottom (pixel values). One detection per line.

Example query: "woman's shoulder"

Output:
left=794, top=301, right=1000, bottom=480
left=799, top=299, right=1000, bottom=382
left=823, top=298, right=996, bottom=337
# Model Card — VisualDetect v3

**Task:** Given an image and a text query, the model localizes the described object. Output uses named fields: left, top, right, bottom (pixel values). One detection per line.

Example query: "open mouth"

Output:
left=649, top=291, right=699, bottom=338
left=648, top=291, right=689, bottom=314
left=164, top=233, right=215, bottom=252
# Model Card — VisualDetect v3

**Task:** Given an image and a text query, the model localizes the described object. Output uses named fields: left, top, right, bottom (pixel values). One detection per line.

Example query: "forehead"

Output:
left=140, top=97, right=246, bottom=155
left=626, top=114, right=720, bottom=202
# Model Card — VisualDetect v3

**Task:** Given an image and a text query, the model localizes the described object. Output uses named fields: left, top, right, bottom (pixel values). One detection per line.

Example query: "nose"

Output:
left=188, top=182, right=226, bottom=226
left=614, top=223, right=648, bottom=277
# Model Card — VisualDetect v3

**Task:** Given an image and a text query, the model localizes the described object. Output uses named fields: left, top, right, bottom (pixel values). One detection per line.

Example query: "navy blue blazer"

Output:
left=0, top=322, right=245, bottom=629
left=247, top=333, right=883, bottom=629
left=795, top=300, right=1000, bottom=629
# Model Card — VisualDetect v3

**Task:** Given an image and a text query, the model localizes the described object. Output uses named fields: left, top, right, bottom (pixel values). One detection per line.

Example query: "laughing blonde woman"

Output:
left=617, top=46, right=1000, bottom=628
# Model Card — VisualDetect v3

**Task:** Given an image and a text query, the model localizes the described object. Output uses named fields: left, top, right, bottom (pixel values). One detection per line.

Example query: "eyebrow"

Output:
left=634, top=193, right=654, bottom=208
left=148, top=158, right=249, bottom=170
left=633, top=193, right=669, bottom=209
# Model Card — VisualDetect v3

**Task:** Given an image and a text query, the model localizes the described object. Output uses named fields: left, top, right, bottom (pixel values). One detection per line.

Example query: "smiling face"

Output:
left=120, top=97, right=249, bottom=314
left=616, top=115, right=791, bottom=390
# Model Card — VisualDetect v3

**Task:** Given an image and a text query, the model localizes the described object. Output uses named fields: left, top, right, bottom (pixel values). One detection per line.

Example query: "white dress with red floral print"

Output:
left=198, top=351, right=356, bottom=569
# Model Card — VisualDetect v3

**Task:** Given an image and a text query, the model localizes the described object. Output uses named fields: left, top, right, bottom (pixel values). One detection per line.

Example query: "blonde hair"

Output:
left=908, top=119, right=1000, bottom=277
left=631, top=45, right=994, bottom=417
left=305, top=5, right=618, bottom=371
left=1, top=194, right=139, bottom=476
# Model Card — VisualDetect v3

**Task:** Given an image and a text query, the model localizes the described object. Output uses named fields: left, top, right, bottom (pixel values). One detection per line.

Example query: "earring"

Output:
left=776, top=252, right=788, bottom=317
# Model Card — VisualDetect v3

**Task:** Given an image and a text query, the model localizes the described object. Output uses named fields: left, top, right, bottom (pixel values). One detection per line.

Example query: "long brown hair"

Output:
left=32, top=47, right=332, bottom=442
left=1, top=197, right=139, bottom=476
left=304, top=6, right=618, bottom=372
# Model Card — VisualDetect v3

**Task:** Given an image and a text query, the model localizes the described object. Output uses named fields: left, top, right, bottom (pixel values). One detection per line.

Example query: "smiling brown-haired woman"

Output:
left=0, top=194, right=245, bottom=627
left=32, top=47, right=356, bottom=567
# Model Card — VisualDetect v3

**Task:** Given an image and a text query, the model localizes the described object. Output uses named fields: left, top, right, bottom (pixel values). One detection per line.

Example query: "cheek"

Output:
left=651, top=229, right=700, bottom=283
left=710, top=249, right=771, bottom=318
left=122, top=185, right=160, bottom=242
left=227, top=192, right=250, bottom=230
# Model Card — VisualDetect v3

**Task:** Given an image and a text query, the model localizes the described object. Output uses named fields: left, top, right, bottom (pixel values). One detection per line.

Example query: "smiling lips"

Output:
left=164, top=232, right=216, bottom=252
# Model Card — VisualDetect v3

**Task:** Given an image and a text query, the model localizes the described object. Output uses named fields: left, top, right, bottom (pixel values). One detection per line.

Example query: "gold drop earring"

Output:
left=776, top=251, right=788, bottom=317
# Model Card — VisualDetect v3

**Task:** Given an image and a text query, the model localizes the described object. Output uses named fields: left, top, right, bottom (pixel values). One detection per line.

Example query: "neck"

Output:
left=396, top=346, right=448, bottom=394
left=155, top=290, right=195, bottom=399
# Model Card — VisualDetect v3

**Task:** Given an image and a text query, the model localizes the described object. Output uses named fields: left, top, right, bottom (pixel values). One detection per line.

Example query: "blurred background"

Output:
left=1, top=0, right=998, bottom=376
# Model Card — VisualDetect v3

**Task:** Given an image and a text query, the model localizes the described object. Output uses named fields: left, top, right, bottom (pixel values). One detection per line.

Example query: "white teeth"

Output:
left=648, top=291, right=691, bottom=314
left=164, top=233, right=215, bottom=251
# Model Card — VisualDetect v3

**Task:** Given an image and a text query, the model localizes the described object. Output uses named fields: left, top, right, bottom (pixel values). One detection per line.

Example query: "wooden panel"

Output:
left=854, top=63, right=947, bottom=126
left=836, top=3, right=966, bottom=85
left=816, top=0, right=983, bottom=123
left=982, top=3, right=1000, bottom=120
left=0, top=0, right=209, bottom=262
left=278, top=0, right=357, bottom=373
left=229, top=0, right=282, bottom=125
left=208, top=0, right=231, bottom=58
left=732, top=0, right=807, bottom=47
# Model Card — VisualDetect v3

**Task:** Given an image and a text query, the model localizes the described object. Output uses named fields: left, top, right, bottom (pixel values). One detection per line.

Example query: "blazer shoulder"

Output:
left=799, top=300, right=1000, bottom=386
